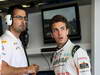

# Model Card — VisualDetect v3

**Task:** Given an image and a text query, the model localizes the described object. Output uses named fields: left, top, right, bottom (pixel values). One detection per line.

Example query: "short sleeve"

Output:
left=74, top=48, right=91, bottom=75
left=0, top=39, right=11, bottom=65
left=0, top=39, right=2, bottom=62
left=0, top=39, right=3, bottom=72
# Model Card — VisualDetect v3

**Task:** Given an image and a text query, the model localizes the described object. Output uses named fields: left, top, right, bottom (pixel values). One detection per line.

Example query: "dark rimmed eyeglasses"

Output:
left=13, top=16, right=28, bottom=21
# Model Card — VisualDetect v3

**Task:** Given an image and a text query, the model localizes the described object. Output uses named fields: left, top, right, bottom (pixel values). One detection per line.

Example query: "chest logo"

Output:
left=1, top=40, right=8, bottom=44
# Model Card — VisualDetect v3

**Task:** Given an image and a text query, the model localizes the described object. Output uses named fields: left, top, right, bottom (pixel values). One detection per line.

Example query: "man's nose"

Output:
left=58, top=30, right=62, bottom=35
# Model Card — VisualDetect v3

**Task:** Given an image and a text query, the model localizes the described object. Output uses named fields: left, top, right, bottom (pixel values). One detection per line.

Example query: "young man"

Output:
left=0, top=5, right=39, bottom=75
left=50, top=15, right=91, bottom=75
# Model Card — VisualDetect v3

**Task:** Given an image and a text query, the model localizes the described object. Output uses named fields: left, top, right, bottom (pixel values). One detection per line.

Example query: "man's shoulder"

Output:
left=0, top=33, right=14, bottom=46
left=71, top=45, right=80, bottom=57
left=73, top=46, right=89, bottom=58
left=1, top=31, right=13, bottom=40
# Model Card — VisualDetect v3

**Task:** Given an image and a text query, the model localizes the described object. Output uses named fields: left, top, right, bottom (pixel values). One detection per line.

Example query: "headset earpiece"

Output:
left=5, top=14, right=12, bottom=26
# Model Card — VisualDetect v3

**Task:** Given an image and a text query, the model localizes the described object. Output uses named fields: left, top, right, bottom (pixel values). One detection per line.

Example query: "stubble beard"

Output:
left=17, top=26, right=26, bottom=33
left=12, top=25, right=26, bottom=33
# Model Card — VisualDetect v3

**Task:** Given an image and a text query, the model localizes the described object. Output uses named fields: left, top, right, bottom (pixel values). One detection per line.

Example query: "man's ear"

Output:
left=66, top=28, right=69, bottom=36
left=51, top=33, right=53, bottom=38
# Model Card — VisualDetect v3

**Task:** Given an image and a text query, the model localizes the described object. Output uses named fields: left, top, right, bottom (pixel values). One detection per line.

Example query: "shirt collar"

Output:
left=56, top=39, right=73, bottom=52
left=5, top=30, right=20, bottom=41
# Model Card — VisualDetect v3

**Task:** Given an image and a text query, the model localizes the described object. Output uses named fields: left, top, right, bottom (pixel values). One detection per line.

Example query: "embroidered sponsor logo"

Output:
left=16, top=47, right=21, bottom=50
left=1, top=40, right=8, bottom=44
left=2, top=52, right=6, bottom=55
left=0, top=55, right=1, bottom=59
left=53, top=56, right=69, bottom=66
left=78, top=57, right=88, bottom=60
left=63, top=53, right=71, bottom=56
left=79, top=62, right=89, bottom=69
left=1, top=45, right=4, bottom=50
left=53, top=53, right=71, bottom=66
left=13, top=42, right=17, bottom=45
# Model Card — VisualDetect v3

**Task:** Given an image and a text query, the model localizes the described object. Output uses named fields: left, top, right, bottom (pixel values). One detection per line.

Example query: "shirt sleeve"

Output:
left=0, top=39, right=2, bottom=62
left=0, top=39, right=11, bottom=65
left=0, top=39, right=2, bottom=72
left=74, top=48, right=91, bottom=75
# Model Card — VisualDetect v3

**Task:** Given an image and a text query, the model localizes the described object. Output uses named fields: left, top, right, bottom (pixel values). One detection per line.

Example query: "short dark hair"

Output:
left=8, top=5, right=27, bottom=16
left=50, top=15, right=69, bottom=32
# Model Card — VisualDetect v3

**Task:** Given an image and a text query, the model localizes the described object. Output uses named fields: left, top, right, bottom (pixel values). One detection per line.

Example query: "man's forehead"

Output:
left=53, top=22, right=66, bottom=27
left=13, top=9, right=26, bottom=16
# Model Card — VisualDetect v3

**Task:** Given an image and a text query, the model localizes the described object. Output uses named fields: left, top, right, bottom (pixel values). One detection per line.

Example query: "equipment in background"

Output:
left=5, top=14, right=12, bottom=26
left=20, top=28, right=29, bottom=49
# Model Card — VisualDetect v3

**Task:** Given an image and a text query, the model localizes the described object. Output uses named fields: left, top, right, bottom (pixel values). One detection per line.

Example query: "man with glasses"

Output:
left=0, top=5, right=39, bottom=75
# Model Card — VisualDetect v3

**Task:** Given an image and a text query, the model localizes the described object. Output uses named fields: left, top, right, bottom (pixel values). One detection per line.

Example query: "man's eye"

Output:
left=13, top=16, right=28, bottom=21
left=14, top=16, right=22, bottom=18
left=53, top=29, right=58, bottom=32
left=61, top=27, right=64, bottom=30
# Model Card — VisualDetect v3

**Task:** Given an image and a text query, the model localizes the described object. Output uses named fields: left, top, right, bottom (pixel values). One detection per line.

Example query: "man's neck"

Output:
left=10, top=29, right=20, bottom=39
left=57, top=39, right=69, bottom=49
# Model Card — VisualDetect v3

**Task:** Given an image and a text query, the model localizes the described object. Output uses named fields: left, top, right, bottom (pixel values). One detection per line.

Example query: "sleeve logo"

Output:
left=79, top=62, right=89, bottom=69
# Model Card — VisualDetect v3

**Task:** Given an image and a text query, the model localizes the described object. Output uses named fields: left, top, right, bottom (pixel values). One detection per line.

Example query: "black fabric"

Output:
left=19, top=28, right=29, bottom=66
left=20, top=28, right=29, bottom=49
left=24, top=48, right=30, bottom=66
left=71, top=45, right=80, bottom=57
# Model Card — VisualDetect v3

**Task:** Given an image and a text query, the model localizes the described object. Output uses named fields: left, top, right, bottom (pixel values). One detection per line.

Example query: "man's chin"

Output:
left=17, top=29, right=25, bottom=33
left=20, top=28, right=26, bottom=32
left=58, top=41, right=65, bottom=45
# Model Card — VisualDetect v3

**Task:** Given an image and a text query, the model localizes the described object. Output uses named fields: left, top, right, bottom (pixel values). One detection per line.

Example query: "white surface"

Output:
left=27, top=43, right=90, bottom=55
left=94, top=0, right=100, bottom=75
